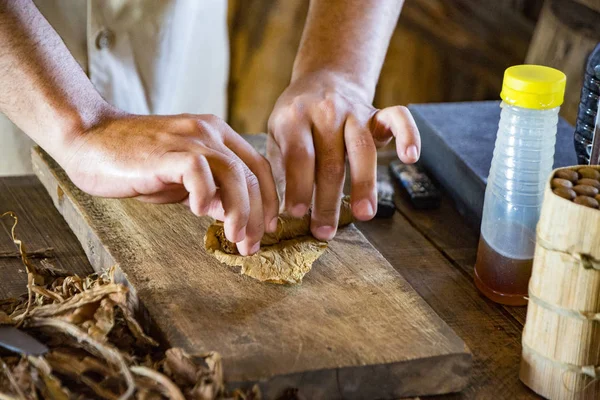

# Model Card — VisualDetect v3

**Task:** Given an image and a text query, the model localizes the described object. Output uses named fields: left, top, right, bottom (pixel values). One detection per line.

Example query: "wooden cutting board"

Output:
left=32, top=144, right=471, bottom=399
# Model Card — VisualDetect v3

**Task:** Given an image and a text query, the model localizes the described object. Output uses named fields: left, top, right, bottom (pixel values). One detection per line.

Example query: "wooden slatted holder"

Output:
left=31, top=141, right=471, bottom=399
left=521, top=166, right=600, bottom=399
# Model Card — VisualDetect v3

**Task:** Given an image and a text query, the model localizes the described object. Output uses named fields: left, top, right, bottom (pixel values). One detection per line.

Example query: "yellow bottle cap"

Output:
left=500, top=65, right=566, bottom=110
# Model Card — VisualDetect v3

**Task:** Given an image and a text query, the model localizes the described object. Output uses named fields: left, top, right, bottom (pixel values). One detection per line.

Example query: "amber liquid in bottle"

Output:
left=473, top=236, right=532, bottom=306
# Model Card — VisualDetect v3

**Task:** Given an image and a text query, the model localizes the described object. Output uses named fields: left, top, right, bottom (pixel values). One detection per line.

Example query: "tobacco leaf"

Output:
left=205, top=197, right=353, bottom=284
left=0, top=311, right=13, bottom=326
left=131, top=366, right=185, bottom=400
left=23, top=284, right=126, bottom=320
left=164, top=348, right=199, bottom=386
left=88, top=298, right=116, bottom=342
left=0, top=211, right=292, bottom=400
left=37, top=259, right=69, bottom=277
left=27, top=357, right=71, bottom=400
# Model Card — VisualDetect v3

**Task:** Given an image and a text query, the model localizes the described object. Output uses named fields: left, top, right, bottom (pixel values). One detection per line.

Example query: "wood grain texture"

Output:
left=31, top=147, right=471, bottom=399
left=227, top=0, right=307, bottom=133
left=374, top=151, right=529, bottom=325
left=526, top=0, right=600, bottom=125
left=0, top=176, right=93, bottom=299
left=227, top=0, right=540, bottom=133
left=0, top=167, right=541, bottom=398
left=380, top=0, right=535, bottom=105
left=356, top=214, right=539, bottom=399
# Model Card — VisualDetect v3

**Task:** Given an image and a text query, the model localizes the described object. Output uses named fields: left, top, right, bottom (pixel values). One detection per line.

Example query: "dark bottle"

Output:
left=574, top=44, right=600, bottom=165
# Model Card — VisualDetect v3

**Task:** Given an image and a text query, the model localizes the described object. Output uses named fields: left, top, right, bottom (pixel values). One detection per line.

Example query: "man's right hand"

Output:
left=59, top=112, right=279, bottom=256
left=1, top=1, right=277, bottom=255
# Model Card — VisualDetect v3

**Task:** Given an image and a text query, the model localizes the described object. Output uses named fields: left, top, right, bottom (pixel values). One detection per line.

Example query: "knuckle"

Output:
left=283, top=142, right=314, bottom=163
left=396, top=105, right=410, bottom=115
left=156, top=131, right=176, bottom=143
left=223, top=157, right=244, bottom=176
left=347, top=136, right=375, bottom=155
left=191, top=197, right=209, bottom=216
left=196, top=195, right=211, bottom=210
left=320, top=158, right=345, bottom=179
left=315, top=97, right=339, bottom=126
left=289, top=98, right=307, bottom=117
left=256, top=155, right=272, bottom=174
left=315, top=205, right=339, bottom=220
left=245, top=170, right=260, bottom=192
left=201, top=113, right=223, bottom=125
left=226, top=198, right=251, bottom=222
left=270, top=105, right=304, bottom=130
left=352, top=179, right=376, bottom=193
left=196, top=115, right=224, bottom=136
left=238, top=204, right=252, bottom=222
left=182, top=154, right=205, bottom=173
left=194, top=119, right=212, bottom=135
left=181, top=118, right=203, bottom=133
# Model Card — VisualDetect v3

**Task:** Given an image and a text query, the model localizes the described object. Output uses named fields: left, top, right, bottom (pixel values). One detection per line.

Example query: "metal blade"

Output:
left=0, top=326, right=48, bottom=355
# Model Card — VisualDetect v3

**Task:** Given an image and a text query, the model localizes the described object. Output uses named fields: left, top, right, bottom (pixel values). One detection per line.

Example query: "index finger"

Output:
left=222, top=130, right=280, bottom=234
left=371, top=106, right=421, bottom=164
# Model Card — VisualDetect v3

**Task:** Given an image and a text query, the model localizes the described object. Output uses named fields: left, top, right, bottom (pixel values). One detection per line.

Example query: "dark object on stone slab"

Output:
left=389, top=161, right=441, bottom=210
left=375, top=165, right=396, bottom=218
left=409, top=101, right=577, bottom=230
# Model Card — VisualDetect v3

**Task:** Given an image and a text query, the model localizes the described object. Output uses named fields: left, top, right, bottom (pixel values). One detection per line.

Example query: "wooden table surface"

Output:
left=0, top=173, right=541, bottom=399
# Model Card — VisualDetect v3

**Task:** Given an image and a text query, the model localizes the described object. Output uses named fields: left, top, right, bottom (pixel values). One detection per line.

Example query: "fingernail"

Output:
left=268, top=217, right=278, bottom=233
left=354, top=199, right=374, bottom=220
left=406, top=145, right=419, bottom=162
left=314, top=225, right=336, bottom=241
left=290, top=204, right=308, bottom=218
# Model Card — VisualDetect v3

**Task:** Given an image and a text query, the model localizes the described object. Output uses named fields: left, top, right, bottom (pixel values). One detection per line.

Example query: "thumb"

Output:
left=370, top=105, right=421, bottom=164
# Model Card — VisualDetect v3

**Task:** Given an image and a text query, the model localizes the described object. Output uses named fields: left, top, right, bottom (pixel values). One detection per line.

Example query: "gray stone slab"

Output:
left=409, top=101, right=578, bottom=229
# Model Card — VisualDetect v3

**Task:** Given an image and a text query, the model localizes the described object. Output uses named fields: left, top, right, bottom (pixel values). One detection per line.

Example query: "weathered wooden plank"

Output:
left=31, top=147, right=471, bottom=399
left=0, top=176, right=93, bottom=299
left=0, top=167, right=541, bottom=398
left=227, top=0, right=540, bottom=133
left=227, top=0, right=307, bottom=133
left=356, top=215, right=539, bottom=399
left=375, top=150, right=528, bottom=325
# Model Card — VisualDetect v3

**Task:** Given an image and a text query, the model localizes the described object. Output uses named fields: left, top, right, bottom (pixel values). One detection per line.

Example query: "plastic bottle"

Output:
left=474, top=65, right=566, bottom=306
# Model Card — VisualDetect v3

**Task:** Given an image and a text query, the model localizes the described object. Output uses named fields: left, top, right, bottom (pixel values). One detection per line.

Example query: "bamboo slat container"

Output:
left=520, top=166, right=600, bottom=399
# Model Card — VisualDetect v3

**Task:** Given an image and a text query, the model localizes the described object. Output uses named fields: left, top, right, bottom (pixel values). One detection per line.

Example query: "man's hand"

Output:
left=267, top=71, right=420, bottom=241
left=1, top=2, right=278, bottom=256
left=61, top=112, right=279, bottom=256
left=266, top=0, right=413, bottom=241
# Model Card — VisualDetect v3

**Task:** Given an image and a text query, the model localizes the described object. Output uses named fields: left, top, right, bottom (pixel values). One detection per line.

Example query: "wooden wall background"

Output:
left=227, top=0, right=600, bottom=133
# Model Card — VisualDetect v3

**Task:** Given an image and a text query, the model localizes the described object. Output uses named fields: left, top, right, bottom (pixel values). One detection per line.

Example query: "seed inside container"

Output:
left=553, top=187, right=576, bottom=200
left=574, top=195, right=599, bottom=208
left=555, top=169, right=579, bottom=183
left=578, top=178, right=600, bottom=190
left=578, top=167, right=600, bottom=180
left=573, top=185, right=599, bottom=197
left=551, top=178, right=573, bottom=189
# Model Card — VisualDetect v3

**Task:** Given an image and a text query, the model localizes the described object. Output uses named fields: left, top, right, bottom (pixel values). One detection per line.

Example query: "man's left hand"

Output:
left=267, top=71, right=421, bottom=241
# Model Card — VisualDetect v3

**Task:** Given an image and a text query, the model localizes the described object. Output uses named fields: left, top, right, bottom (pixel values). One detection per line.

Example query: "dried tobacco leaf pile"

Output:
left=0, top=212, right=261, bottom=400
